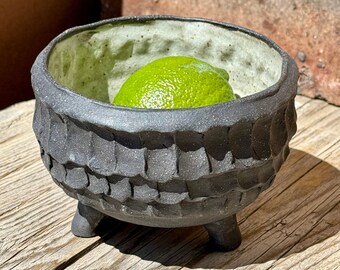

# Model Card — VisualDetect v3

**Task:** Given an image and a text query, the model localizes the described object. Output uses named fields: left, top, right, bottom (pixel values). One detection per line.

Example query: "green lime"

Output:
left=112, top=56, right=236, bottom=109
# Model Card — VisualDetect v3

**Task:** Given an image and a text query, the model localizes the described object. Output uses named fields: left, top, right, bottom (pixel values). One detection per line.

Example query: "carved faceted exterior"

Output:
left=33, top=96, right=296, bottom=227
left=31, top=16, right=298, bottom=229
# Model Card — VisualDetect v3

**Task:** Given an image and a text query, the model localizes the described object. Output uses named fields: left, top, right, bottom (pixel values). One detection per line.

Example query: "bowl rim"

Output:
left=31, top=15, right=298, bottom=133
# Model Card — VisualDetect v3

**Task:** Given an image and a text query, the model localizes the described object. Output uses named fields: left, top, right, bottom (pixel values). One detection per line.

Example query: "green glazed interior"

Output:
left=48, top=20, right=282, bottom=103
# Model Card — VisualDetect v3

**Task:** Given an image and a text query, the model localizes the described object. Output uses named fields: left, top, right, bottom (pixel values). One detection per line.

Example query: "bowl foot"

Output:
left=71, top=202, right=105, bottom=237
left=204, top=214, right=241, bottom=252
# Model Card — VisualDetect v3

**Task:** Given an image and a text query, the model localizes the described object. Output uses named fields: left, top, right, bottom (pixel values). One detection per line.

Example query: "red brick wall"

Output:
left=122, top=0, right=339, bottom=106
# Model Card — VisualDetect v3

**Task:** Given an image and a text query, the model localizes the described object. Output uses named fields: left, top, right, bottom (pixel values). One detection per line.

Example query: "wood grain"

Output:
left=0, top=95, right=339, bottom=270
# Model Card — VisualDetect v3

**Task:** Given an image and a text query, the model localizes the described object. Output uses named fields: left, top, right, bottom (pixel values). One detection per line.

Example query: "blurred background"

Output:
left=0, top=0, right=338, bottom=109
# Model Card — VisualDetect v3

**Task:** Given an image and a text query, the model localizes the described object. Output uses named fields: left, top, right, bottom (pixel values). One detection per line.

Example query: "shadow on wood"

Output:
left=86, top=148, right=340, bottom=269
left=1, top=97, right=338, bottom=269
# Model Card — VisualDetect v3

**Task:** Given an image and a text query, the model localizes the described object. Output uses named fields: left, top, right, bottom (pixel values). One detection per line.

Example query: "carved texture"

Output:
left=33, top=98, right=297, bottom=222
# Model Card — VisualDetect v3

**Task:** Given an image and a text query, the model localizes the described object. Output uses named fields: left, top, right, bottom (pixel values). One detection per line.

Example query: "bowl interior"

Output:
left=47, top=18, right=283, bottom=104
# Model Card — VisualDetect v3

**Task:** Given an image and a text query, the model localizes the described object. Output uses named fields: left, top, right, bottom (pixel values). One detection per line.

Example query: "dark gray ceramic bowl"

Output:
left=31, top=16, right=298, bottom=251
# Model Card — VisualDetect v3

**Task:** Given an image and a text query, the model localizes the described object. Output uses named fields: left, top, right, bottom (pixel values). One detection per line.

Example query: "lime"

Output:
left=112, top=56, right=236, bottom=109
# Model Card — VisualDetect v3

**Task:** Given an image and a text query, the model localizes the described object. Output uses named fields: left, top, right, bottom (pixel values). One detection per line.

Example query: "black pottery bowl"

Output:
left=31, top=16, right=298, bottom=251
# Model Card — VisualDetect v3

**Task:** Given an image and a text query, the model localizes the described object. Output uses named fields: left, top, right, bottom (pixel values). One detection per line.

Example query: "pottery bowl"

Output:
left=32, top=16, right=298, bottom=251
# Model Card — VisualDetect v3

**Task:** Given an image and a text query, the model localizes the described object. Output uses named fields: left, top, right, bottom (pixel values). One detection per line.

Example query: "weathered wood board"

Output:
left=0, top=95, right=339, bottom=269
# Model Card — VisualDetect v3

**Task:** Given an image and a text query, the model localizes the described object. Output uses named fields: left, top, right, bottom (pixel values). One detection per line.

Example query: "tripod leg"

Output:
left=71, top=202, right=104, bottom=237
left=204, top=214, right=241, bottom=251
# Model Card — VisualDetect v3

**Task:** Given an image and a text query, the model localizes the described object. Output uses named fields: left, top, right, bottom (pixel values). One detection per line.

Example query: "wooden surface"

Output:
left=0, top=96, right=339, bottom=270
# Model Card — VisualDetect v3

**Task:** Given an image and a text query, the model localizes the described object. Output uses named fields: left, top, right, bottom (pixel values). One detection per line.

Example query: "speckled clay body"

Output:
left=31, top=16, right=298, bottom=251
